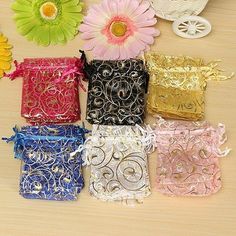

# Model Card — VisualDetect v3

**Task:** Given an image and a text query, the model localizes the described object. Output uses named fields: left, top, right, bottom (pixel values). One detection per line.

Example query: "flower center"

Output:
left=111, top=21, right=127, bottom=37
left=40, top=2, right=58, bottom=20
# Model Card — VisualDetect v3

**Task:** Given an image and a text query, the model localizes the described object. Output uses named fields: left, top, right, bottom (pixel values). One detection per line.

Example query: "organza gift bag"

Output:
left=3, top=125, right=88, bottom=201
left=146, top=54, right=233, bottom=121
left=6, top=53, right=86, bottom=124
left=83, top=125, right=155, bottom=204
left=85, top=59, right=149, bottom=125
left=154, top=117, right=231, bottom=196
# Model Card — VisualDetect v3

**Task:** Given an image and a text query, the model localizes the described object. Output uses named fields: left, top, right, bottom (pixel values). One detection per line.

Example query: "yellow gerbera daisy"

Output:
left=0, top=33, right=12, bottom=78
left=12, top=0, right=84, bottom=46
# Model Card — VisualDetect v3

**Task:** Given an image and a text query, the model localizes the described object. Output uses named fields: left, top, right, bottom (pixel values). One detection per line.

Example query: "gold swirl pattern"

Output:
left=155, top=117, right=230, bottom=196
left=146, top=54, right=233, bottom=121
left=86, top=125, right=151, bottom=203
left=15, top=58, right=83, bottom=124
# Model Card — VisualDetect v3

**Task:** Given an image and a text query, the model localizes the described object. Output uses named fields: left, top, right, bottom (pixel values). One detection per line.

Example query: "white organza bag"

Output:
left=83, top=125, right=156, bottom=204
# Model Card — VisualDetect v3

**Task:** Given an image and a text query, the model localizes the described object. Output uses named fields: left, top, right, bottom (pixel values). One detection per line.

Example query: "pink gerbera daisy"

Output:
left=79, top=0, right=160, bottom=60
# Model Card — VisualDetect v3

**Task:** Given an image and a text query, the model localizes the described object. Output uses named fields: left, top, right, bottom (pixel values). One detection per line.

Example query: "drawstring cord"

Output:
left=56, top=66, right=86, bottom=92
left=3, top=126, right=91, bottom=160
left=216, top=123, right=231, bottom=157
left=70, top=137, right=92, bottom=166
left=2, top=126, right=19, bottom=143
left=4, top=60, right=23, bottom=80
left=2, top=126, right=25, bottom=159
left=4, top=52, right=88, bottom=92
left=136, top=124, right=156, bottom=154
left=79, top=50, right=95, bottom=82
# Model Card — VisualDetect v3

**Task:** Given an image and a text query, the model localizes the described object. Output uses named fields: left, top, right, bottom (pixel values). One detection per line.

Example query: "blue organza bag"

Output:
left=3, top=125, right=88, bottom=201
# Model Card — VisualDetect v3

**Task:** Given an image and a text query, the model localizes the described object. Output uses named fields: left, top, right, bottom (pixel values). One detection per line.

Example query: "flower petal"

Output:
left=131, top=1, right=150, bottom=18
left=138, top=27, right=158, bottom=36
left=0, top=60, right=11, bottom=70
left=83, top=38, right=99, bottom=51
left=12, top=0, right=84, bottom=46
left=93, top=43, right=109, bottom=58
left=80, top=31, right=99, bottom=40
left=37, top=25, right=50, bottom=46
left=135, top=32, right=155, bottom=44
left=134, top=19, right=157, bottom=28
left=80, top=0, right=159, bottom=59
left=0, top=69, right=4, bottom=77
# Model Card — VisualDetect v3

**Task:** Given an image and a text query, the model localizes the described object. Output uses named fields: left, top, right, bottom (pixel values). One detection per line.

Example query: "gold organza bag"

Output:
left=146, top=54, right=233, bottom=121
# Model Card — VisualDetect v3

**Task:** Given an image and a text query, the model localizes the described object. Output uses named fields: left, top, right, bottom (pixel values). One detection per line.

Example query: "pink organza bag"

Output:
left=6, top=54, right=86, bottom=124
left=155, top=117, right=231, bottom=197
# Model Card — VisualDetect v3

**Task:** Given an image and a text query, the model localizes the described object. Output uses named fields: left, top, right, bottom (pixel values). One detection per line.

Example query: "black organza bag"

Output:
left=85, top=59, right=149, bottom=125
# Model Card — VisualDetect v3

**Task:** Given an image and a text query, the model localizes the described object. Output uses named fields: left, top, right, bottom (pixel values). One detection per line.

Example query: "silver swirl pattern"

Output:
left=87, top=125, right=151, bottom=202
left=5, top=125, right=87, bottom=201
left=86, top=59, right=148, bottom=125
